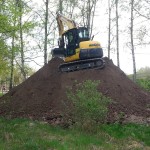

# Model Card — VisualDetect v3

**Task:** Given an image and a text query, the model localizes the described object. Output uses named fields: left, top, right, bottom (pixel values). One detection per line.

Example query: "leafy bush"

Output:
left=67, top=80, right=111, bottom=131
left=136, top=79, right=150, bottom=92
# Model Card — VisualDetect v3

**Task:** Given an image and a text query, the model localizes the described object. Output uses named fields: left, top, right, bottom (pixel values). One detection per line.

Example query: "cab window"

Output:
left=78, top=28, right=89, bottom=40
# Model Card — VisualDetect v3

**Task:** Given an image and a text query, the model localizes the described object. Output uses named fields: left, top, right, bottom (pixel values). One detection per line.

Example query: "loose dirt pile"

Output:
left=0, top=57, right=150, bottom=124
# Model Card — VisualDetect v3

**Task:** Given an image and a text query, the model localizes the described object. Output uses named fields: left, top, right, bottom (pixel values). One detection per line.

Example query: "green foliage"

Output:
left=0, top=40, right=9, bottom=77
left=0, top=93, right=3, bottom=97
left=22, top=21, right=36, bottom=33
left=136, top=79, right=150, bottom=92
left=0, top=0, right=37, bottom=87
left=0, top=118, right=150, bottom=149
left=67, top=80, right=111, bottom=131
left=0, top=14, right=12, bottom=34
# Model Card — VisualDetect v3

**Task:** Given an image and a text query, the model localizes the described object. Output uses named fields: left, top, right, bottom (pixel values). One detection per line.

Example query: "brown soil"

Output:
left=0, top=57, right=150, bottom=124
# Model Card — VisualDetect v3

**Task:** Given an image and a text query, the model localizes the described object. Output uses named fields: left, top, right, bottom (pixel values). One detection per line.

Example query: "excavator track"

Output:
left=59, top=58, right=105, bottom=72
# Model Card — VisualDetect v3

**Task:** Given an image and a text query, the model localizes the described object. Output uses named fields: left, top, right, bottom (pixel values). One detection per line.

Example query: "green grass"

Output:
left=0, top=117, right=150, bottom=150
left=136, top=79, right=150, bottom=92
left=101, top=123, right=150, bottom=146
left=0, top=93, right=3, bottom=97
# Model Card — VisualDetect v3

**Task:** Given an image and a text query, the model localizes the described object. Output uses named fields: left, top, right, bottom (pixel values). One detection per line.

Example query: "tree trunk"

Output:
left=44, top=0, right=48, bottom=65
left=59, top=0, right=63, bottom=13
left=19, top=1, right=26, bottom=80
left=108, top=0, right=111, bottom=59
left=116, top=0, right=120, bottom=67
left=80, top=0, right=98, bottom=38
left=90, top=0, right=97, bottom=38
left=130, top=0, right=136, bottom=81
left=9, top=33, right=15, bottom=90
left=87, top=0, right=91, bottom=37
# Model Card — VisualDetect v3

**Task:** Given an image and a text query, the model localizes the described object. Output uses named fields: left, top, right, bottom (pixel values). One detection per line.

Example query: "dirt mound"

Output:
left=0, top=57, right=150, bottom=124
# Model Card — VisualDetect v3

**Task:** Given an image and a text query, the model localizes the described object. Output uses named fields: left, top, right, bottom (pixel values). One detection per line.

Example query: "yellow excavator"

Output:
left=51, top=13, right=104, bottom=72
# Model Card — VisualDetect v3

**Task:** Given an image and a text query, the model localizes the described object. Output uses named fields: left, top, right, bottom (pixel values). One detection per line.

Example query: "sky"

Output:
left=93, top=0, right=150, bottom=74
left=31, top=0, right=150, bottom=75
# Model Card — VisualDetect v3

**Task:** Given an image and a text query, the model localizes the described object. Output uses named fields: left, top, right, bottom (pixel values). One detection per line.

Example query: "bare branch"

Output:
left=134, top=8, right=150, bottom=20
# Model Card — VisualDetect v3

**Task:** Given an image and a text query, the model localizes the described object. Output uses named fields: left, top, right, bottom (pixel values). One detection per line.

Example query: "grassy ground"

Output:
left=0, top=118, right=150, bottom=150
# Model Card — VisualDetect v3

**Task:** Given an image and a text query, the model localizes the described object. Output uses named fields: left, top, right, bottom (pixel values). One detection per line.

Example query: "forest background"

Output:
left=0, top=0, right=150, bottom=90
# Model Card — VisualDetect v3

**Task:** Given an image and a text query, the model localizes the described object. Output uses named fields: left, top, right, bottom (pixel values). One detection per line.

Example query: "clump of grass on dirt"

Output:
left=0, top=117, right=150, bottom=150
left=66, top=80, right=111, bottom=132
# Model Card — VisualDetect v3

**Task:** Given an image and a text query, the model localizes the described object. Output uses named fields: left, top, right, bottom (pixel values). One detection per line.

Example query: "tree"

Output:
left=130, top=0, right=136, bottom=82
left=0, top=40, right=9, bottom=77
left=13, top=0, right=35, bottom=82
left=115, top=0, right=120, bottom=67
left=44, top=0, right=49, bottom=65
left=9, top=0, right=18, bottom=90
left=0, top=3, right=12, bottom=84
left=108, top=0, right=112, bottom=59
left=133, top=0, right=150, bottom=20
left=84, top=0, right=98, bottom=38
left=58, top=0, right=63, bottom=13
left=134, top=0, right=150, bottom=46
left=9, top=30, right=15, bottom=90
left=16, top=0, right=27, bottom=80
left=6, top=0, right=35, bottom=87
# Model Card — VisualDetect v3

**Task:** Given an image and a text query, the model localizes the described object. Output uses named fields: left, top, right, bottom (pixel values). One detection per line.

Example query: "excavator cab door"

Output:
left=62, top=27, right=90, bottom=57
left=63, top=28, right=78, bottom=57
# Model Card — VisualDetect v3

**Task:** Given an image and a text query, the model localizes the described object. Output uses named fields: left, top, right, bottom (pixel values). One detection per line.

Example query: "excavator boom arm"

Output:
left=56, top=13, right=77, bottom=36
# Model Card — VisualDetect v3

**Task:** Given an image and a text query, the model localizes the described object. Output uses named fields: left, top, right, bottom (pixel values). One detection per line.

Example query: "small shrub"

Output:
left=136, top=79, right=150, bottom=92
left=66, top=80, right=111, bottom=131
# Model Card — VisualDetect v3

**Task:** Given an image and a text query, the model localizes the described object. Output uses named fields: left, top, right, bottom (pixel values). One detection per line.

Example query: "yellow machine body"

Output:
left=65, top=41, right=101, bottom=62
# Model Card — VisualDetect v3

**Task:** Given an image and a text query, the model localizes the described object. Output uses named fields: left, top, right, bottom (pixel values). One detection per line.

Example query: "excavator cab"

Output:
left=60, top=27, right=90, bottom=57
